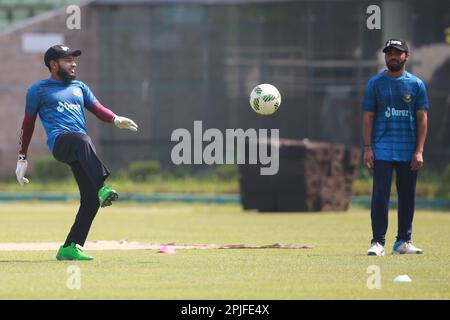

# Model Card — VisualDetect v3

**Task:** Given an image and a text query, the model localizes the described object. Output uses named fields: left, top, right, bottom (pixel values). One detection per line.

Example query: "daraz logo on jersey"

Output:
left=57, top=101, right=81, bottom=112
left=385, top=107, right=409, bottom=118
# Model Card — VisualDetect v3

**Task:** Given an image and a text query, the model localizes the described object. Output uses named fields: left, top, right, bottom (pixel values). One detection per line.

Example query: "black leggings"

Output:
left=53, top=132, right=110, bottom=246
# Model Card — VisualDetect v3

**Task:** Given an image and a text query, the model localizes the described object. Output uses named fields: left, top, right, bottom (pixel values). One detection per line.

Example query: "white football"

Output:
left=249, top=84, right=281, bottom=115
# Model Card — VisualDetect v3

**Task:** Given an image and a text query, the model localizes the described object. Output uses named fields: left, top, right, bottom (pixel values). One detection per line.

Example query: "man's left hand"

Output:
left=114, top=116, right=138, bottom=132
left=410, top=151, right=424, bottom=170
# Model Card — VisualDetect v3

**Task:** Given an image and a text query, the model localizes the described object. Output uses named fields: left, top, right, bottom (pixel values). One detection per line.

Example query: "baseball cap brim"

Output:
left=61, top=49, right=82, bottom=58
left=382, top=45, right=407, bottom=53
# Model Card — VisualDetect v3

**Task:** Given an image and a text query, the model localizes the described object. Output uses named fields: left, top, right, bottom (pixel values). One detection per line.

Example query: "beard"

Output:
left=56, top=64, right=75, bottom=81
left=386, top=59, right=406, bottom=72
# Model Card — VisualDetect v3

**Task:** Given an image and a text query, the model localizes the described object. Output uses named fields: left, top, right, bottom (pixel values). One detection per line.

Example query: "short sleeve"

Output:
left=80, top=82, right=99, bottom=109
left=25, top=85, right=40, bottom=116
left=416, top=80, right=429, bottom=110
left=362, top=79, right=376, bottom=112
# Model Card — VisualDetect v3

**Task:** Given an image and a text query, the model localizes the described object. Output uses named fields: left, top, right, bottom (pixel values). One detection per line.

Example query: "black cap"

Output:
left=44, top=45, right=82, bottom=68
left=382, top=39, right=409, bottom=53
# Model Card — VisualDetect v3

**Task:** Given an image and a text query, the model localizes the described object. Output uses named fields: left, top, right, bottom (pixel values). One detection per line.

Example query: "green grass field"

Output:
left=0, top=202, right=448, bottom=299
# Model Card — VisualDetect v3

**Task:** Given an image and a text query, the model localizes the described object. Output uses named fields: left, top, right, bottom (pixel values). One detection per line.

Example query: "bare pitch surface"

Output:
left=0, top=241, right=312, bottom=251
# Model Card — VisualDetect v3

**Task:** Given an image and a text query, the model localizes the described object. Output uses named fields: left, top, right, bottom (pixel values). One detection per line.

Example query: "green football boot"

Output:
left=98, top=184, right=119, bottom=207
left=56, top=242, right=93, bottom=261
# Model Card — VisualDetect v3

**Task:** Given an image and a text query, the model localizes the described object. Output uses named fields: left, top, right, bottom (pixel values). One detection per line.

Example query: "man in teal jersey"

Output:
left=15, top=45, right=138, bottom=260
left=362, top=39, right=429, bottom=256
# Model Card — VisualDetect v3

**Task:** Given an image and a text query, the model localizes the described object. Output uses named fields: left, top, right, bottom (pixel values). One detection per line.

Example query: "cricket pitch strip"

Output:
left=0, top=241, right=313, bottom=251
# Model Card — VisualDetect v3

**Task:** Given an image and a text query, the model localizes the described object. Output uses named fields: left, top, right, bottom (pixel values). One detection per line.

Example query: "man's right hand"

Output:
left=16, top=154, right=29, bottom=185
left=363, top=146, right=374, bottom=169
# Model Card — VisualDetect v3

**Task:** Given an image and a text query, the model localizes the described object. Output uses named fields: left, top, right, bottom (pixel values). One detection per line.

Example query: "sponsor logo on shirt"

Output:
left=385, top=107, right=409, bottom=118
left=402, top=93, right=412, bottom=103
left=73, top=88, right=82, bottom=97
left=57, top=101, right=81, bottom=112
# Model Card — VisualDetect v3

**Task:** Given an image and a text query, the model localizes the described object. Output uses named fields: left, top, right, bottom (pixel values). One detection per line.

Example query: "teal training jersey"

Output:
left=25, top=78, right=98, bottom=152
left=362, top=70, right=429, bottom=161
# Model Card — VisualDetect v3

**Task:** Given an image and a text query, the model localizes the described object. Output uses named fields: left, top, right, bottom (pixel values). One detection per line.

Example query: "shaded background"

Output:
left=0, top=0, right=449, bottom=176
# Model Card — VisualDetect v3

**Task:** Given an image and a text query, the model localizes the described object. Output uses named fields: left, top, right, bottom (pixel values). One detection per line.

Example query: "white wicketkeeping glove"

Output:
left=16, top=155, right=29, bottom=185
left=114, top=116, right=138, bottom=132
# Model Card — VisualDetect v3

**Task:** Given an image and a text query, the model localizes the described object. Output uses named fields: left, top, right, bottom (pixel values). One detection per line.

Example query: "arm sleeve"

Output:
left=362, top=79, right=376, bottom=112
left=19, top=114, right=37, bottom=155
left=20, top=87, right=40, bottom=155
left=416, top=80, right=429, bottom=110
left=89, top=101, right=116, bottom=123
